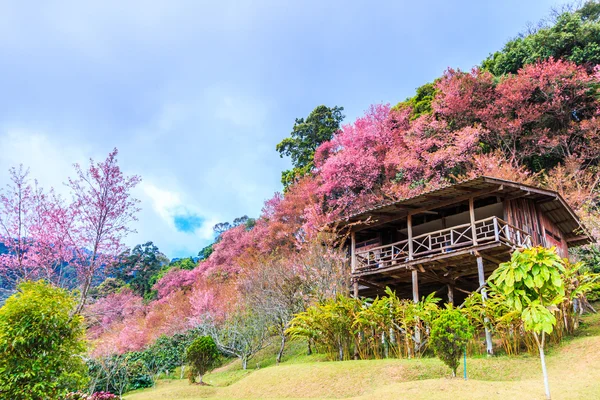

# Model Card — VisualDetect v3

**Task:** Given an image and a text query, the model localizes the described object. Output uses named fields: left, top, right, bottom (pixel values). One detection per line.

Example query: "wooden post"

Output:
left=407, top=214, right=414, bottom=260
left=412, top=270, right=419, bottom=303
left=447, top=284, right=454, bottom=305
left=493, top=217, right=500, bottom=242
left=469, top=197, right=478, bottom=246
left=351, top=231, right=356, bottom=273
left=412, top=269, right=421, bottom=355
left=477, top=255, right=494, bottom=355
left=353, top=277, right=360, bottom=360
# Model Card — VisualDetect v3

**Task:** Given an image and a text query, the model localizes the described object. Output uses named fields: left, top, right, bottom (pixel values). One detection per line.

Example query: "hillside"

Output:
left=125, top=311, right=600, bottom=400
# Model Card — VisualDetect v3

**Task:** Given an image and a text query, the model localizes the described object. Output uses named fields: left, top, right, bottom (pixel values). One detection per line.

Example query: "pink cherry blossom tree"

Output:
left=0, top=149, right=141, bottom=312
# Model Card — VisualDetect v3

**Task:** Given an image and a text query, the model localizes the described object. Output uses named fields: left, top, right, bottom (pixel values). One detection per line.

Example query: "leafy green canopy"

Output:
left=114, top=241, right=168, bottom=298
left=489, top=247, right=565, bottom=335
left=392, top=82, right=437, bottom=120
left=430, top=307, right=474, bottom=377
left=483, top=1, right=600, bottom=76
left=0, top=280, right=87, bottom=399
left=185, top=336, right=220, bottom=383
left=489, top=247, right=567, bottom=400
left=276, top=105, right=344, bottom=189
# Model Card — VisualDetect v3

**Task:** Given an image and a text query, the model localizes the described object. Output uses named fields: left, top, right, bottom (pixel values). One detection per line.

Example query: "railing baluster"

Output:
left=354, top=217, right=529, bottom=270
left=493, top=217, right=499, bottom=242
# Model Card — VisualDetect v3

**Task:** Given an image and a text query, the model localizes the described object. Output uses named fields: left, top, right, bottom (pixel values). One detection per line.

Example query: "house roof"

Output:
left=334, top=176, right=591, bottom=246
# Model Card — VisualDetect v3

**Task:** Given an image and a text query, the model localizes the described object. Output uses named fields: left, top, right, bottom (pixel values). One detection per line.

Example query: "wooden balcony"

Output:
left=353, top=217, right=532, bottom=273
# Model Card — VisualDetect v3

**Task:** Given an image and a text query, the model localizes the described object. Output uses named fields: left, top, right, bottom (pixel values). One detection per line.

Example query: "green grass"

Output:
left=125, top=310, right=600, bottom=400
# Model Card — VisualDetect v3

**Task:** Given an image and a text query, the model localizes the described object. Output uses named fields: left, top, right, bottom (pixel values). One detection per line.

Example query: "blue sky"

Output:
left=0, top=0, right=564, bottom=258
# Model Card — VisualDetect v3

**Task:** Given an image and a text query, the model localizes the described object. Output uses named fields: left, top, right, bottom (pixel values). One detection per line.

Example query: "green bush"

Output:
left=185, top=336, right=220, bottom=384
left=430, top=307, right=474, bottom=377
left=0, top=280, right=88, bottom=399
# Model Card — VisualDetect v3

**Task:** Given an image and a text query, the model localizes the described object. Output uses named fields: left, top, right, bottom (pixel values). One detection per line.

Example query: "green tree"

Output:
left=392, top=82, right=437, bottom=120
left=185, top=336, right=220, bottom=384
left=483, top=2, right=600, bottom=76
left=489, top=247, right=566, bottom=400
left=276, top=105, right=344, bottom=189
left=0, top=281, right=88, bottom=399
left=198, top=244, right=214, bottom=261
left=429, top=306, right=474, bottom=377
left=115, top=242, right=168, bottom=298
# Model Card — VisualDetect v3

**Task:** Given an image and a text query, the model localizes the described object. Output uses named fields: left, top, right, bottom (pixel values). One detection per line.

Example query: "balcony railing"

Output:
left=354, top=216, right=532, bottom=272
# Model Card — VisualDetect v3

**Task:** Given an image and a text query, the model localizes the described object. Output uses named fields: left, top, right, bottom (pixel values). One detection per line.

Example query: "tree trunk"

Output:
left=307, top=339, right=312, bottom=356
left=535, top=332, right=551, bottom=400
left=242, top=357, right=248, bottom=370
left=180, top=365, right=185, bottom=380
left=276, top=334, right=286, bottom=364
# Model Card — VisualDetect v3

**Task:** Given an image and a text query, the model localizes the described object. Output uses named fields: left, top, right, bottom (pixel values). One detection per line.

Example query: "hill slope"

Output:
left=125, top=313, right=600, bottom=400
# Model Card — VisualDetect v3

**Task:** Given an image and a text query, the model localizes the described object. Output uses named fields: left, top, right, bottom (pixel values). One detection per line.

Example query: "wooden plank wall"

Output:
left=505, top=198, right=568, bottom=256
left=538, top=211, right=569, bottom=257
left=504, top=198, right=544, bottom=246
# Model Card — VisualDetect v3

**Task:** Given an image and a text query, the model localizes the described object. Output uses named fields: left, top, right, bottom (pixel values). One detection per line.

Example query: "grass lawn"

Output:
left=125, top=311, right=600, bottom=400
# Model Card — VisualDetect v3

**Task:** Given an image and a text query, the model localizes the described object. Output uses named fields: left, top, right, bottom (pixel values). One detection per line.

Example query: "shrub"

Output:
left=65, top=392, right=119, bottom=400
left=0, top=280, right=88, bottom=399
left=91, top=392, right=119, bottom=400
left=430, top=307, right=474, bottom=377
left=185, top=336, right=220, bottom=384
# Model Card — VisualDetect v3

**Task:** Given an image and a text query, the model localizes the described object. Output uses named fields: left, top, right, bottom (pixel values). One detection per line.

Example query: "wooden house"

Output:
left=338, top=176, right=591, bottom=304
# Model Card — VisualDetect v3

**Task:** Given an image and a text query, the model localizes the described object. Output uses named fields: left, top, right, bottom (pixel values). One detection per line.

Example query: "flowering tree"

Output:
left=0, top=167, right=73, bottom=295
left=66, top=149, right=141, bottom=312
left=0, top=149, right=141, bottom=312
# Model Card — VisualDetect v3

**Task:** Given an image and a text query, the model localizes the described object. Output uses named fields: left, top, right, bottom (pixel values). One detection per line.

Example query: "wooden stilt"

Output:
left=407, top=214, right=414, bottom=260
left=353, top=279, right=359, bottom=299
left=447, top=284, right=454, bottom=305
left=350, top=232, right=357, bottom=273
left=477, top=255, right=494, bottom=355
left=412, top=269, right=421, bottom=354
left=412, top=270, right=419, bottom=303
left=469, top=197, right=478, bottom=246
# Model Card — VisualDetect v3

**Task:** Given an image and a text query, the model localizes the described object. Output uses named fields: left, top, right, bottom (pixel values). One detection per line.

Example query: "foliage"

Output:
left=88, top=353, right=153, bottom=397
left=287, top=291, right=441, bottom=361
left=483, top=2, right=600, bottom=75
left=70, top=391, right=119, bottom=400
left=392, top=82, right=437, bottom=120
left=0, top=149, right=141, bottom=313
left=147, top=332, right=197, bottom=379
left=185, top=336, right=220, bottom=384
left=0, top=280, right=87, bottom=399
left=430, top=307, right=474, bottom=377
left=489, top=247, right=566, bottom=400
left=277, top=105, right=345, bottom=188
left=489, top=247, right=566, bottom=333
left=66, top=392, right=119, bottom=400
left=115, top=242, right=168, bottom=298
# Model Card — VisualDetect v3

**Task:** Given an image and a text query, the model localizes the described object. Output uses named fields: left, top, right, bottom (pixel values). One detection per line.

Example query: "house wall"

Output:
left=538, top=211, right=569, bottom=257
left=504, top=198, right=544, bottom=246
left=504, top=198, right=568, bottom=256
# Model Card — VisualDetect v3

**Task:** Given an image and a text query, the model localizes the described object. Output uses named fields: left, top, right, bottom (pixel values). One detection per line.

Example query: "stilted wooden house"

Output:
left=339, top=176, right=591, bottom=304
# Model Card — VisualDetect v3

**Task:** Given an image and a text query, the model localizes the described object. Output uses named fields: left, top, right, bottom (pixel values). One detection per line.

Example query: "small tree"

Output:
left=185, top=336, right=220, bottom=384
left=205, top=310, right=270, bottom=370
left=489, top=247, right=566, bottom=400
left=430, top=306, right=474, bottom=377
left=0, top=280, right=88, bottom=398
